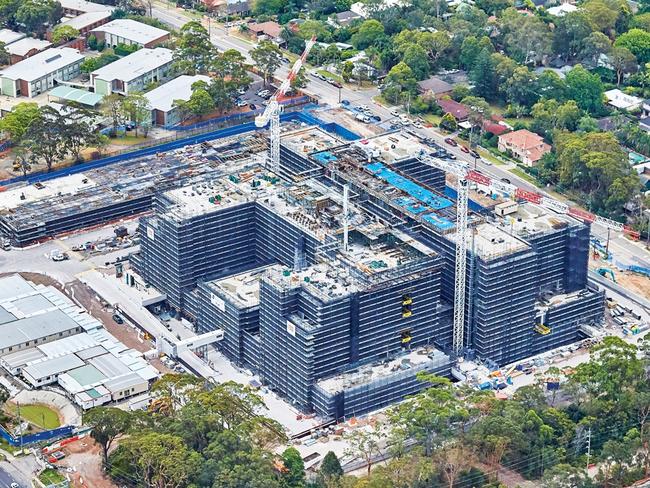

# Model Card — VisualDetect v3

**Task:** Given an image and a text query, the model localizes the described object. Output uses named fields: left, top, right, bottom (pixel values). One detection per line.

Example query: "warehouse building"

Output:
left=91, top=47, right=173, bottom=95
left=0, top=275, right=159, bottom=409
left=0, top=47, right=84, bottom=97
left=90, top=19, right=170, bottom=49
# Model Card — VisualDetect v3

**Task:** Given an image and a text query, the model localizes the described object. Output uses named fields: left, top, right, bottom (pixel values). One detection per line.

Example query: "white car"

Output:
left=236, top=100, right=248, bottom=107
left=359, top=105, right=370, bottom=111
left=413, top=122, right=423, bottom=129
left=390, top=109, right=400, bottom=117
left=11, top=482, right=19, bottom=488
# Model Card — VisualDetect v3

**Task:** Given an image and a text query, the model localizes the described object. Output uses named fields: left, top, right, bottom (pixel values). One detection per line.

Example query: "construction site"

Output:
left=121, top=122, right=605, bottom=418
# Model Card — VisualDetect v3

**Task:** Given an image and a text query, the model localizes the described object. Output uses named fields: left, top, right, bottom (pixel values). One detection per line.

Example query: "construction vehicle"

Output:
left=255, top=36, right=317, bottom=172
left=596, top=267, right=617, bottom=283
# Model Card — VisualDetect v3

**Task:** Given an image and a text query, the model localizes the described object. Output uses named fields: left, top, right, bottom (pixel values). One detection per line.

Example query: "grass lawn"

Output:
left=316, top=69, right=343, bottom=83
left=423, top=114, right=442, bottom=126
left=110, top=135, right=148, bottom=146
left=510, top=167, right=541, bottom=187
left=5, top=403, right=60, bottom=429
left=39, top=468, right=66, bottom=485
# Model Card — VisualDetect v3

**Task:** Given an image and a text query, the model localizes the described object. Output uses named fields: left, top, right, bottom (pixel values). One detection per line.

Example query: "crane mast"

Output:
left=255, top=36, right=317, bottom=172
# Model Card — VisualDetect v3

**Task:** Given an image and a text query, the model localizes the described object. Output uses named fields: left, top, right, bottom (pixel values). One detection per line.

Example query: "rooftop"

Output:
left=143, top=74, right=211, bottom=113
left=48, top=86, right=103, bottom=107
left=208, top=266, right=272, bottom=309
left=6, top=38, right=52, bottom=57
left=91, top=19, right=169, bottom=45
left=448, top=222, right=531, bottom=260
left=248, top=21, right=282, bottom=38
left=59, top=0, right=114, bottom=13
left=281, top=126, right=343, bottom=155
left=92, top=47, right=173, bottom=82
left=0, top=29, right=25, bottom=46
left=60, top=10, right=112, bottom=30
left=604, top=89, right=643, bottom=110
left=494, top=202, right=578, bottom=239
left=417, top=76, right=454, bottom=94
left=0, top=309, right=80, bottom=350
left=0, top=47, right=82, bottom=82
left=23, top=354, right=85, bottom=381
left=316, top=347, right=450, bottom=393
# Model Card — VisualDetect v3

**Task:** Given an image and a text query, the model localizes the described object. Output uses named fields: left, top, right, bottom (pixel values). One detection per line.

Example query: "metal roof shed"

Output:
left=48, top=86, right=104, bottom=107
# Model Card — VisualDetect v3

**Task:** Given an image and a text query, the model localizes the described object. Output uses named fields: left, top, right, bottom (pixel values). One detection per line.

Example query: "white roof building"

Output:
left=0, top=47, right=82, bottom=82
left=59, top=11, right=112, bottom=31
left=144, top=74, right=211, bottom=126
left=0, top=29, right=26, bottom=46
left=59, top=0, right=114, bottom=14
left=90, top=19, right=170, bottom=48
left=5, top=38, right=52, bottom=58
left=547, top=3, right=578, bottom=16
left=605, top=89, right=643, bottom=111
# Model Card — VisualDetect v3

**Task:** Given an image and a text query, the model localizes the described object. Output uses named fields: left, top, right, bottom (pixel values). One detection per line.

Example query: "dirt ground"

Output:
left=588, top=258, right=650, bottom=301
left=58, top=437, right=118, bottom=488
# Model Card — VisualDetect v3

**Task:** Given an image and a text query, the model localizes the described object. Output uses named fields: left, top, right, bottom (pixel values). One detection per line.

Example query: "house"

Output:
left=417, top=76, right=453, bottom=97
left=482, top=116, right=510, bottom=136
left=330, top=10, right=362, bottom=26
left=546, top=3, right=578, bottom=16
left=0, top=47, right=84, bottom=98
left=248, top=21, right=284, bottom=45
left=144, top=74, right=211, bottom=126
left=498, top=129, right=551, bottom=167
left=604, top=89, right=643, bottom=111
left=55, top=11, right=112, bottom=37
left=436, top=98, right=470, bottom=121
left=92, top=47, right=174, bottom=96
left=202, top=0, right=250, bottom=15
left=59, top=0, right=114, bottom=16
left=6, top=38, right=52, bottom=64
left=90, top=19, right=170, bottom=49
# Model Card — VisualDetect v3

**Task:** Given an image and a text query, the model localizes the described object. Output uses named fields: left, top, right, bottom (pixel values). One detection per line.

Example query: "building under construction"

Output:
left=132, top=126, right=604, bottom=418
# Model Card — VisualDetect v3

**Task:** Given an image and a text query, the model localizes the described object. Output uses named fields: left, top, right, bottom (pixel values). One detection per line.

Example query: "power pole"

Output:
left=585, top=427, right=591, bottom=474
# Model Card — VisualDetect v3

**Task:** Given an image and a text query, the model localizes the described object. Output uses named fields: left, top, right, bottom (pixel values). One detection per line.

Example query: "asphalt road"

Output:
left=150, top=3, right=650, bottom=269
left=0, top=467, right=20, bottom=488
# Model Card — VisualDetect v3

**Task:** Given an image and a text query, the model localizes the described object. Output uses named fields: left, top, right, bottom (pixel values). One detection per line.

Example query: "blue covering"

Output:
left=423, top=214, right=454, bottom=231
left=313, top=151, right=338, bottom=164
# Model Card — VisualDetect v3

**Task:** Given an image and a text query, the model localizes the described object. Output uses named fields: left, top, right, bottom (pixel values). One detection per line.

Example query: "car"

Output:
left=444, top=138, right=457, bottom=146
left=256, top=89, right=269, bottom=97
left=390, top=123, right=401, bottom=130
left=460, top=145, right=470, bottom=153
left=51, top=252, right=69, bottom=262
left=112, top=314, right=124, bottom=324
left=328, top=80, right=342, bottom=88
left=501, top=177, right=511, bottom=184
left=281, top=57, right=290, bottom=63
left=360, top=105, right=370, bottom=111
left=11, top=482, right=19, bottom=488
left=249, top=103, right=257, bottom=110
left=470, top=149, right=480, bottom=159
left=390, top=109, right=400, bottom=117
left=341, top=99, right=350, bottom=105
left=236, top=99, right=248, bottom=107
left=237, top=87, right=246, bottom=95
left=371, top=115, right=381, bottom=122
left=448, top=154, right=457, bottom=160
left=413, top=122, right=423, bottom=129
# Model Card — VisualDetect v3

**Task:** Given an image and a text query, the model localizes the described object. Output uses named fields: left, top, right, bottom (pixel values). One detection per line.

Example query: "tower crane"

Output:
left=417, top=153, right=641, bottom=356
left=255, top=36, right=317, bottom=172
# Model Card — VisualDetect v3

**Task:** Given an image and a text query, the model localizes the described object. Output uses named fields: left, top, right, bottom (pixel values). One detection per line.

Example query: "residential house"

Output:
left=329, top=10, right=362, bottom=27
left=92, top=47, right=174, bottom=96
left=6, top=38, right=52, bottom=64
left=202, top=0, right=250, bottom=15
left=0, top=47, right=84, bottom=97
left=604, top=89, right=643, bottom=111
left=436, top=98, right=470, bottom=121
left=417, top=76, right=453, bottom=98
left=498, top=129, right=551, bottom=167
left=144, top=74, right=211, bottom=126
left=248, top=21, right=284, bottom=46
left=90, top=19, right=170, bottom=49
left=546, top=3, right=578, bottom=16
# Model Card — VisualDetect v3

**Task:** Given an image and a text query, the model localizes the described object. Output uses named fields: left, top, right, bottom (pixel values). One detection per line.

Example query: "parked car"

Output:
left=51, top=252, right=69, bottom=262
left=341, top=99, right=350, bottom=105
left=236, top=99, right=248, bottom=107
left=371, top=115, right=381, bottom=122
left=249, top=103, right=257, bottom=110
left=444, top=138, right=457, bottom=146
left=237, top=87, right=246, bottom=95
left=460, top=145, right=470, bottom=153
left=328, top=80, right=342, bottom=88
left=390, top=109, right=400, bottom=117
left=501, top=177, right=511, bottom=184
left=112, top=313, right=124, bottom=324
left=470, top=149, right=481, bottom=159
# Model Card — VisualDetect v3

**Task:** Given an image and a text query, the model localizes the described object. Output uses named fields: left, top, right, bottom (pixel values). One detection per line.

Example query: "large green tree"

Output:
left=84, top=407, right=132, bottom=466
left=615, top=28, right=650, bottom=63
left=173, top=21, right=216, bottom=75
left=251, top=40, right=283, bottom=86
left=565, top=65, right=604, bottom=114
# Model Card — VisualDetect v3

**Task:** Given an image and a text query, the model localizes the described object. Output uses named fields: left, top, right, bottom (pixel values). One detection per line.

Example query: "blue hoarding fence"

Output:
left=0, top=109, right=359, bottom=187
left=0, top=424, right=74, bottom=446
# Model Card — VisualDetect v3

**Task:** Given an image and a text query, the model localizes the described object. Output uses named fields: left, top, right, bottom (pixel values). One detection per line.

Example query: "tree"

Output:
left=501, top=8, right=552, bottom=65
left=0, top=41, right=9, bottom=66
left=251, top=41, right=282, bottom=86
left=341, top=61, right=354, bottom=82
left=0, top=102, right=40, bottom=141
left=584, top=0, right=619, bottom=33
left=382, top=62, right=418, bottom=104
left=281, top=447, right=304, bottom=487
left=84, top=407, right=131, bottom=466
left=553, top=12, right=596, bottom=61
left=173, top=21, right=216, bottom=74
left=101, top=93, right=125, bottom=137
left=440, top=112, right=458, bottom=131
left=0, top=0, right=20, bottom=28
left=121, top=92, right=150, bottom=137
left=504, top=67, right=539, bottom=107
left=15, top=0, right=61, bottom=35
left=112, top=432, right=202, bottom=488
left=351, top=19, right=385, bottom=50
left=615, top=28, right=650, bottom=63
left=174, top=83, right=215, bottom=122
left=470, top=49, right=496, bottom=100
left=580, top=31, right=612, bottom=64
left=50, top=24, right=79, bottom=44
left=319, top=451, right=343, bottom=483
left=345, top=423, right=383, bottom=475
left=402, top=43, right=430, bottom=80
left=609, top=46, right=637, bottom=85
left=531, top=99, right=582, bottom=141
left=565, top=65, right=604, bottom=114
left=290, top=67, right=307, bottom=90
left=435, top=442, right=474, bottom=488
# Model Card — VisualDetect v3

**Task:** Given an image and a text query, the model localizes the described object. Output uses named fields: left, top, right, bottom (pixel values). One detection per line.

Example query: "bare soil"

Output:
left=59, top=437, right=118, bottom=488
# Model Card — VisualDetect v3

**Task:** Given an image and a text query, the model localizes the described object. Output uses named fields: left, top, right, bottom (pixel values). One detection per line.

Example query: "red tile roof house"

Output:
left=248, top=21, right=285, bottom=46
left=436, top=98, right=470, bottom=121
left=498, top=129, right=551, bottom=167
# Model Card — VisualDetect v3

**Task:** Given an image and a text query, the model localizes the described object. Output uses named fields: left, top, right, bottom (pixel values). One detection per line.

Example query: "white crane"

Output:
left=418, top=153, right=641, bottom=356
left=255, top=36, right=317, bottom=172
